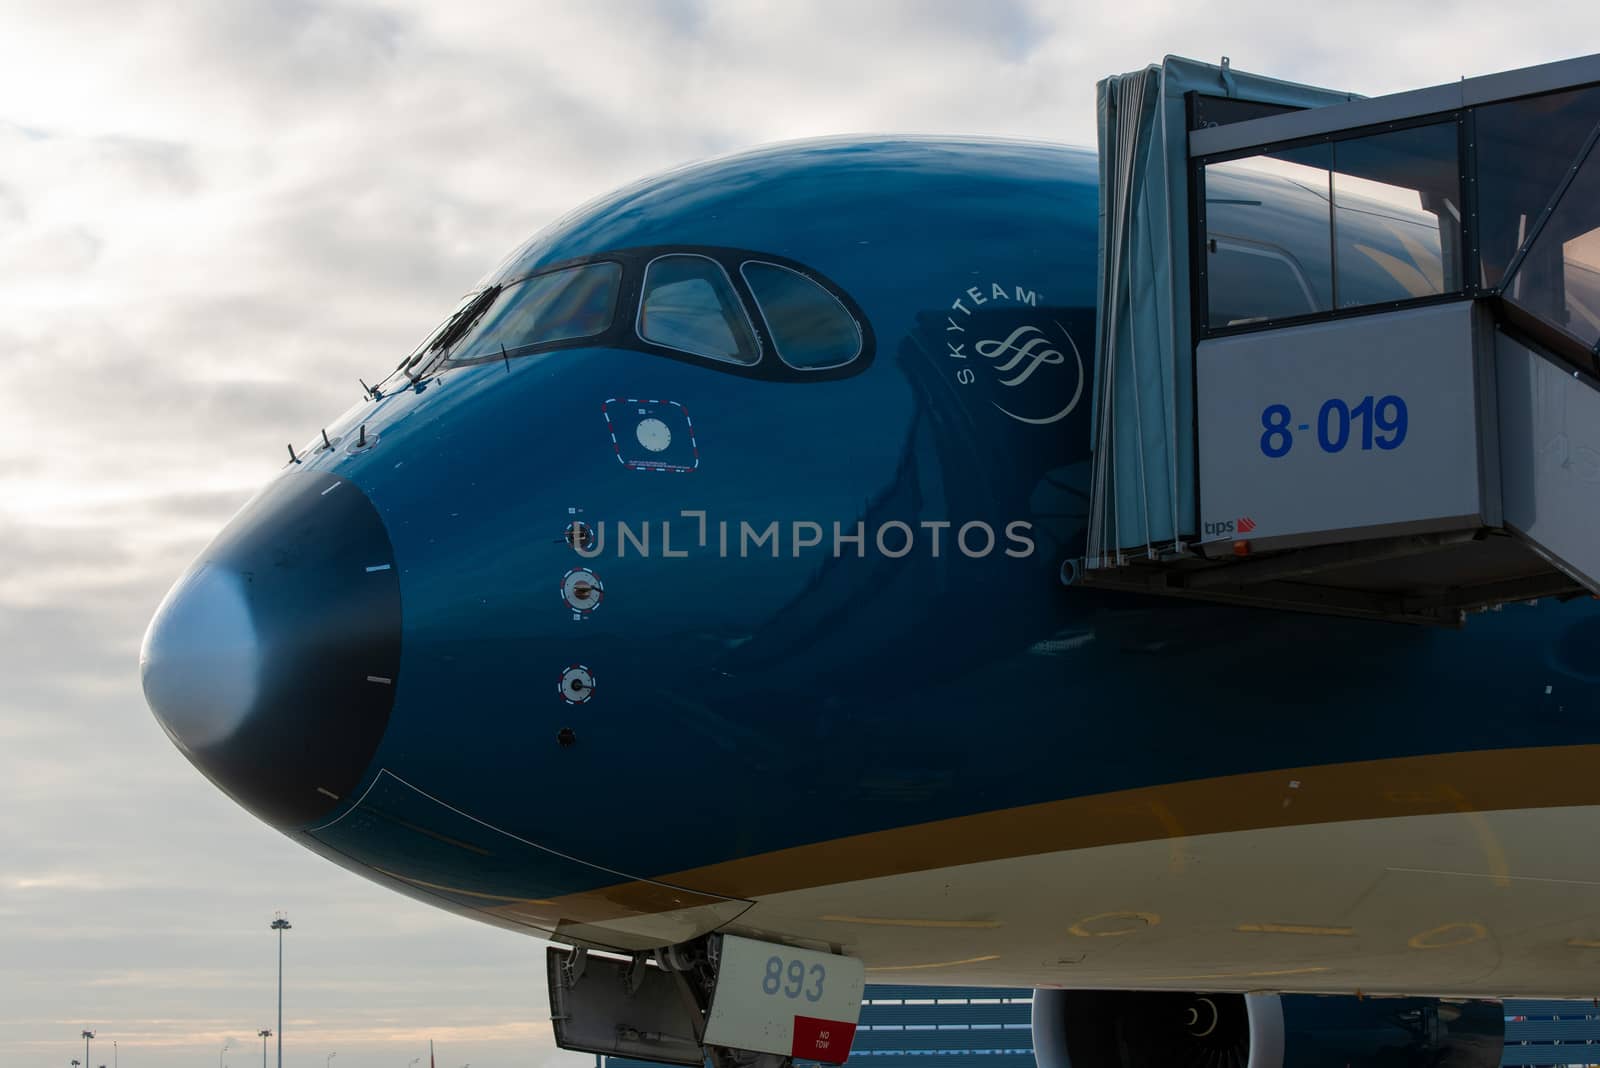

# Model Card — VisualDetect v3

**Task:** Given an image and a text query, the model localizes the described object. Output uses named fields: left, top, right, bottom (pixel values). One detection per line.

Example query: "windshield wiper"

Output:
left=369, top=285, right=504, bottom=396
left=421, top=285, right=502, bottom=368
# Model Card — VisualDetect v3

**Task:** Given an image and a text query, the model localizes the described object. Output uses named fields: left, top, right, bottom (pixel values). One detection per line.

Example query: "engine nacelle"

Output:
left=1031, top=989, right=1504, bottom=1067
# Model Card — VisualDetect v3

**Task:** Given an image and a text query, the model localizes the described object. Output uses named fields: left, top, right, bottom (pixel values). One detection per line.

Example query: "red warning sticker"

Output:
left=790, top=1016, right=857, bottom=1064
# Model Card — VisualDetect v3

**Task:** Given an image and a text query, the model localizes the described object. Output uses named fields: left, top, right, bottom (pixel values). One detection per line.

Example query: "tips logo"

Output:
left=1203, top=516, right=1257, bottom=538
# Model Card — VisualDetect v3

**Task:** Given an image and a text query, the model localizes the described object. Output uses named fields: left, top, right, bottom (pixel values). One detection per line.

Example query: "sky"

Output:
left=2, top=2, right=1598, bottom=1067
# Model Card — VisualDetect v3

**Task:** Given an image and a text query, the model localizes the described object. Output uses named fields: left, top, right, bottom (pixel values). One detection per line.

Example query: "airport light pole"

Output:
left=259, top=1030, right=272, bottom=1068
left=82, top=1029, right=96, bottom=1068
left=326, top=1051, right=337, bottom=1068
left=271, top=914, right=291, bottom=1068
left=221, top=1038, right=230, bottom=1068
left=114, top=1041, right=118, bottom=1068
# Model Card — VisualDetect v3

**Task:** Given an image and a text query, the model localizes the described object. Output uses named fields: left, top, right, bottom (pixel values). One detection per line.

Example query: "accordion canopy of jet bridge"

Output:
left=1089, top=56, right=1358, bottom=563
left=1085, top=51, right=1600, bottom=625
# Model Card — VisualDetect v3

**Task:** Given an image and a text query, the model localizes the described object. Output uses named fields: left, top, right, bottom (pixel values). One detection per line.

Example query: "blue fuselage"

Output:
left=142, top=137, right=1600, bottom=956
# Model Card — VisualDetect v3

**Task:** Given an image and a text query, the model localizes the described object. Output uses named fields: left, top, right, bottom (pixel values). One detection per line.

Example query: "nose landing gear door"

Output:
left=549, top=934, right=866, bottom=1068
left=703, top=935, right=866, bottom=1064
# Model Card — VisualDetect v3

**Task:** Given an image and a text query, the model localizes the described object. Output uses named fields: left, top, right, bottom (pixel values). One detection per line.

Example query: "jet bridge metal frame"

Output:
left=1082, top=51, right=1600, bottom=625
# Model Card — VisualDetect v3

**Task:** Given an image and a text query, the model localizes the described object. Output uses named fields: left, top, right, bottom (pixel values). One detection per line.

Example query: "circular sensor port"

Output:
left=560, top=568, right=604, bottom=613
left=635, top=417, right=672, bottom=453
left=558, top=664, right=596, bottom=705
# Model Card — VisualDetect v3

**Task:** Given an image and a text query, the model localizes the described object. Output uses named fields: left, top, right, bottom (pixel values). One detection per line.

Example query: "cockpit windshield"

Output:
left=384, top=245, right=870, bottom=388
left=442, top=260, right=622, bottom=364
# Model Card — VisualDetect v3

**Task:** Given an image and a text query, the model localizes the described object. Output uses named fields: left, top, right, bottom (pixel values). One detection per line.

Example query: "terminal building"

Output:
left=601, top=987, right=1600, bottom=1068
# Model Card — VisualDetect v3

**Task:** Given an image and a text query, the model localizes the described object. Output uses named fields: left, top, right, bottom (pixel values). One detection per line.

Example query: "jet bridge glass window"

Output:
left=1203, top=144, right=1335, bottom=327
left=1331, top=122, right=1462, bottom=308
left=1503, top=134, right=1600, bottom=353
left=740, top=261, right=862, bottom=369
left=637, top=254, right=761, bottom=365
left=1477, top=84, right=1600, bottom=289
left=1201, top=121, right=1463, bottom=329
left=445, top=260, right=622, bottom=363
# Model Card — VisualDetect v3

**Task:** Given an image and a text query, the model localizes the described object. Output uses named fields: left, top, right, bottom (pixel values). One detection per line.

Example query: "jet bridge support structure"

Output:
left=1083, top=52, right=1600, bottom=624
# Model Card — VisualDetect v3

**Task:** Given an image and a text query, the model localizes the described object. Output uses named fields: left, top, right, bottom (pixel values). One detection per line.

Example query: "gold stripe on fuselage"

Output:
left=542, top=744, right=1600, bottom=920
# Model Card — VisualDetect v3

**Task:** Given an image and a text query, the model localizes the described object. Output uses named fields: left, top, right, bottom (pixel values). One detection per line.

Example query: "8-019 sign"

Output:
left=1259, top=395, right=1408, bottom=458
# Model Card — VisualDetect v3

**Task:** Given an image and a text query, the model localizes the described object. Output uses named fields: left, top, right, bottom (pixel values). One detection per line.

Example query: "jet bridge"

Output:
left=1083, top=52, right=1600, bottom=624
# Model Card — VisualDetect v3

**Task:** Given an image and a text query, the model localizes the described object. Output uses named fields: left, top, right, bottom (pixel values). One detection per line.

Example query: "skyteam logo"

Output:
left=943, top=282, right=1086, bottom=426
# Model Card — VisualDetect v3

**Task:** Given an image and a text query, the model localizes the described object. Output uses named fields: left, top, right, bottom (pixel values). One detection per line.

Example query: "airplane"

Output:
left=138, top=93, right=1600, bottom=1068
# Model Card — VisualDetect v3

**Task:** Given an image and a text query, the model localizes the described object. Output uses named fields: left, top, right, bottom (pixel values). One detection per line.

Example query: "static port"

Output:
left=557, top=664, right=596, bottom=705
left=561, top=568, right=604, bottom=613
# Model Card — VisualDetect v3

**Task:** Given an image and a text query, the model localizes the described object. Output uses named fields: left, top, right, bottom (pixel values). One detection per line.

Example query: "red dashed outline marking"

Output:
left=601, top=397, right=699, bottom=473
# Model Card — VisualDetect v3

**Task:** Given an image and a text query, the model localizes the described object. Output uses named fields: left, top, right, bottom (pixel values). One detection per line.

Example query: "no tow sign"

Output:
left=702, top=935, right=866, bottom=1064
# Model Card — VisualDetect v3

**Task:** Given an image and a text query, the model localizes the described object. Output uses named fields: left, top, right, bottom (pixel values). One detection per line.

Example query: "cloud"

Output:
left=6, top=2, right=1600, bottom=1067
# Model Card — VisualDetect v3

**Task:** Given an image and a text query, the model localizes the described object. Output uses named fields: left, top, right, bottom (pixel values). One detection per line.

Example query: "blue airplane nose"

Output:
left=141, top=472, right=401, bottom=828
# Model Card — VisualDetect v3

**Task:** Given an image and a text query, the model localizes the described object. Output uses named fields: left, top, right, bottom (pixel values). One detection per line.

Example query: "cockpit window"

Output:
left=385, top=245, right=869, bottom=389
left=445, top=261, right=621, bottom=363
left=740, top=261, right=863, bottom=369
left=637, top=254, right=760, bottom=365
